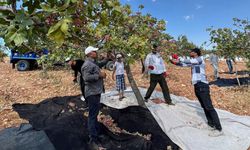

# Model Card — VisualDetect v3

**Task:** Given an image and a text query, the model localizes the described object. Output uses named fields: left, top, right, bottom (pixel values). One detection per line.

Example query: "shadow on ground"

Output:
left=209, top=77, right=250, bottom=87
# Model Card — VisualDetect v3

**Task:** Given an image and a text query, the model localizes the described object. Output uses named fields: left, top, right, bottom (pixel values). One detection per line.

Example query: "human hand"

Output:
left=170, top=59, right=179, bottom=65
left=163, top=72, right=168, bottom=78
left=148, top=65, right=154, bottom=70
left=100, top=71, right=107, bottom=79
left=73, top=78, right=77, bottom=83
left=172, top=54, right=179, bottom=59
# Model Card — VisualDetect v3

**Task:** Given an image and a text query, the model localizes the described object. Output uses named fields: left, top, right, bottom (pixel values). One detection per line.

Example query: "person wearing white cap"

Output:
left=112, top=53, right=126, bottom=100
left=81, top=46, right=106, bottom=149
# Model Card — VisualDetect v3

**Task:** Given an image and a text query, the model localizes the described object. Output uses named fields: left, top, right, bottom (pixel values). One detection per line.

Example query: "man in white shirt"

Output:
left=144, top=44, right=174, bottom=105
left=170, top=48, right=223, bottom=137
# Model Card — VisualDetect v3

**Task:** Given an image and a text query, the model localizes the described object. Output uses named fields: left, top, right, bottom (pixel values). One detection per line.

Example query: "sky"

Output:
left=120, top=0, right=250, bottom=49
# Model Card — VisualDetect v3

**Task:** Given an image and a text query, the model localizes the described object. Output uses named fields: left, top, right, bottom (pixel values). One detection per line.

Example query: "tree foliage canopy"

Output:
left=207, top=18, right=250, bottom=61
left=0, top=0, right=179, bottom=64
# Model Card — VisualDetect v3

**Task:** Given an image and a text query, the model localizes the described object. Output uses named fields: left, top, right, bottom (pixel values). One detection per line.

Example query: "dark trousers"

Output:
left=80, top=76, right=85, bottom=98
left=226, top=60, right=233, bottom=73
left=194, top=82, right=222, bottom=131
left=145, top=74, right=172, bottom=102
left=86, top=94, right=101, bottom=142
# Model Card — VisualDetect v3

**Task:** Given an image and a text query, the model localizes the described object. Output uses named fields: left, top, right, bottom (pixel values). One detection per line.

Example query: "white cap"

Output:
left=116, top=54, right=122, bottom=59
left=85, top=46, right=99, bottom=55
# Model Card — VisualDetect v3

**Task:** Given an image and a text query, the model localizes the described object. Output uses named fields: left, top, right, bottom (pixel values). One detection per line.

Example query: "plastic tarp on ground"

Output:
left=0, top=124, right=55, bottom=150
left=8, top=95, right=178, bottom=150
left=101, top=88, right=250, bottom=150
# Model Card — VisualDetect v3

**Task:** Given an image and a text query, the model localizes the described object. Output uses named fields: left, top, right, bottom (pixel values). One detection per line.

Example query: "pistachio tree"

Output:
left=207, top=18, right=250, bottom=68
left=0, top=0, right=176, bottom=106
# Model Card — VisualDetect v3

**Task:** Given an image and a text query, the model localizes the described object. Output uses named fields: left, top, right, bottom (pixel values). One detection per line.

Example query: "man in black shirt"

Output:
left=66, top=58, right=85, bottom=100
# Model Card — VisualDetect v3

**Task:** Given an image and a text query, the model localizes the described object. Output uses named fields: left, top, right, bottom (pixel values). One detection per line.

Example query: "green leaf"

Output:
left=0, top=18, right=9, bottom=25
left=40, top=3, right=57, bottom=12
left=48, top=21, right=63, bottom=35
left=60, top=18, right=72, bottom=35
left=5, top=26, right=17, bottom=43
left=114, top=6, right=122, bottom=13
left=14, top=12, right=34, bottom=28
left=52, top=31, right=64, bottom=45
left=14, top=33, right=26, bottom=46
left=106, top=1, right=114, bottom=7
left=0, top=2, right=8, bottom=6
left=47, top=18, right=72, bottom=46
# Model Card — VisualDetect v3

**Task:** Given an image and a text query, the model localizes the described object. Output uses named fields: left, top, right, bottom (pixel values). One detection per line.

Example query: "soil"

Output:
left=0, top=57, right=249, bottom=130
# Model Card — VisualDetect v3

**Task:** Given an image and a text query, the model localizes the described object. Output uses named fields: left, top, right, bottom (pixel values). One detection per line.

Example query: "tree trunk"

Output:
left=41, top=62, right=49, bottom=79
left=140, top=58, right=145, bottom=74
left=125, top=63, right=146, bottom=107
left=234, top=63, right=241, bottom=86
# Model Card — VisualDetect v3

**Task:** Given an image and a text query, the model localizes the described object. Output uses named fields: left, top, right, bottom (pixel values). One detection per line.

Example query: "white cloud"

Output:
left=152, top=0, right=156, bottom=2
left=196, top=4, right=203, bottom=10
left=183, top=15, right=194, bottom=21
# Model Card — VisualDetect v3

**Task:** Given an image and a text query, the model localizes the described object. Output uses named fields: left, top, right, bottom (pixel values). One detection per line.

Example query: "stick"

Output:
left=234, top=63, right=241, bottom=86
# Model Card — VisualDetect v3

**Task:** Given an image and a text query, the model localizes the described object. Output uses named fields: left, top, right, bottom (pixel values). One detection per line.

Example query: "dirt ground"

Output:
left=0, top=57, right=249, bottom=130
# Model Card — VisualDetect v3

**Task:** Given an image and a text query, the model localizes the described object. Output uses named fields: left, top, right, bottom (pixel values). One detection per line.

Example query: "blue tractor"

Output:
left=10, top=49, right=49, bottom=71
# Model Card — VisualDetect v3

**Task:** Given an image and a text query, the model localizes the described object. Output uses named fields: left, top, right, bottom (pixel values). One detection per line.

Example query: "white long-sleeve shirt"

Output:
left=144, top=52, right=166, bottom=75
left=178, top=57, right=208, bottom=85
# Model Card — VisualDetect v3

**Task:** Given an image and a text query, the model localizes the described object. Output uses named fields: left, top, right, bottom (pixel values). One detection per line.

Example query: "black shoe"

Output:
left=89, top=139, right=106, bottom=150
left=88, top=139, right=99, bottom=150
left=166, top=101, right=175, bottom=105
left=207, top=122, right=215, bottom=128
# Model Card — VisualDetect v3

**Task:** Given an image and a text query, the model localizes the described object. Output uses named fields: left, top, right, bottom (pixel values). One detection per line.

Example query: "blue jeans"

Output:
left=194, top=82, right=222, bottom=130
left=86, top=94, right=101, bottom=142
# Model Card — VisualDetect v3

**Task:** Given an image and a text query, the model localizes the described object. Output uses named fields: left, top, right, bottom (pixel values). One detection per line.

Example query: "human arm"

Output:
left=209, top=55, right=213, bottom=65
left=82, top=64, right=102, bottom=82
left=144, top=54, right=155, bottom=70
left=112, top=65, right=116, bottom=80
left=144, top=54, right=150, bottom=69
left=232, top=58, right=237, bottom=64
left=96, top=58, right=109, bottom=68
left=72, top=68, right=78, bottom=83
left=170, top=57, right=203, bottom=67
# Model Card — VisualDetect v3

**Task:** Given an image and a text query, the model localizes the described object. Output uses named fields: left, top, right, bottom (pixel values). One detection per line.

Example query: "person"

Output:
left=107, top=50, right=115, bottom=60
left=65, top=58, right=85, bottom=100
left=81, top=46, right=106, bottom=149
left=144, top=44, right=174, bottom=105
left=112, top=54, right=126, bottom=100
left=209, top=52, right=220, bottom=80
left=170, top=48, right=223, bottom=137
left=225, top=56, right=234, bottom=74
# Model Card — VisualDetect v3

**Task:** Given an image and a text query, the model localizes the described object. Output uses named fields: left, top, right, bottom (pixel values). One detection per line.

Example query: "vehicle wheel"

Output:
left=17, top=60, right=30, bottom=71
left=106, top=61, right=114, bottom=71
